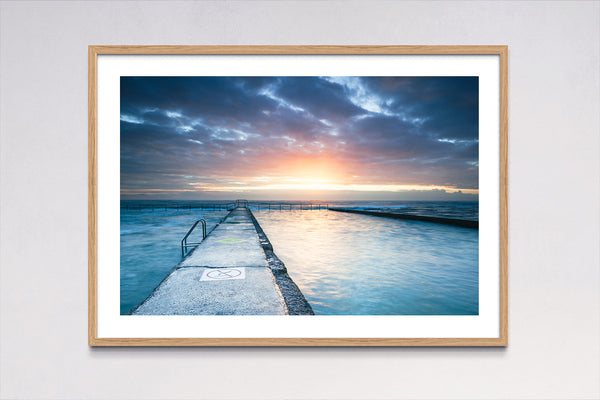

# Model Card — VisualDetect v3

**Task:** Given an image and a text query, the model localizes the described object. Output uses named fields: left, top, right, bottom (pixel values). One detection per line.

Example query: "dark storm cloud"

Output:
left=120, top=76, right=479, bottom=198
left=121, top=77, right=278, bottom=122
left=273, top=77, right=365, bottom=121
left=359, top=76, right=479, bottom=140
left=345, top=113, right=476, bottom=160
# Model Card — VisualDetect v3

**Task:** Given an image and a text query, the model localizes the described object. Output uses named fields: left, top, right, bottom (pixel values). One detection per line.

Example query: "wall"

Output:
left=1, top=1, right=598, bottom=399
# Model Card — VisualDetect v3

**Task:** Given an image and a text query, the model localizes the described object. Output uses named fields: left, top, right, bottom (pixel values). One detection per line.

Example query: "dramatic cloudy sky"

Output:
left=120, top=76, right=478, bottom=200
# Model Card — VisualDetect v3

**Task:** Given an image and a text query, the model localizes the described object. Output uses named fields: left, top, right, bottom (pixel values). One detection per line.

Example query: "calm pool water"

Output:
left=120, top=201, right=478, bottom=315
left=254, top=209, right=478, bottom=315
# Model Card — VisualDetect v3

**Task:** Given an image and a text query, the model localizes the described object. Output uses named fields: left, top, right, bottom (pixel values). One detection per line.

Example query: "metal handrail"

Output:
left=244, top=201, right=329, bottom=210
left=181, top=219, right=207, bottom=257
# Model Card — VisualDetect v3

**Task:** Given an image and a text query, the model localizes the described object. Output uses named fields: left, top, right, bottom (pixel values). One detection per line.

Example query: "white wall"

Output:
left=1, top=1, right=598, bottom=399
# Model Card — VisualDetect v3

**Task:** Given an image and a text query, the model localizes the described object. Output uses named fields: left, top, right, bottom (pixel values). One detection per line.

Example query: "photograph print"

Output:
left=119, top=75, right=480, bottom=317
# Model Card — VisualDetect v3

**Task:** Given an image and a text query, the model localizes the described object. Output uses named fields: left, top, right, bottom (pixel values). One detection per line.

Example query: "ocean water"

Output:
left=120, top=200, right=478, bottom=315
left=249, top=200, right=478, bottom=221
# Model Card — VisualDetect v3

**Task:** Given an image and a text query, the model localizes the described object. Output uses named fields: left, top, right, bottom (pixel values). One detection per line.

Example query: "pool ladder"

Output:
left=181, top=219, right=207, bottom=257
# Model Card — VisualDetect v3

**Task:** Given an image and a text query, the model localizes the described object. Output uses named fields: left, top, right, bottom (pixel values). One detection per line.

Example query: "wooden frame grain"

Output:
left=89, top=45, right=508, bottom=347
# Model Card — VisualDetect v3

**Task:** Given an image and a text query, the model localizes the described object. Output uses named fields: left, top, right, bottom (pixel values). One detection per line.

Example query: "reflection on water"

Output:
left=120, top=202, right=478, bottom=316
left=254, top=210, right=478, bottom=315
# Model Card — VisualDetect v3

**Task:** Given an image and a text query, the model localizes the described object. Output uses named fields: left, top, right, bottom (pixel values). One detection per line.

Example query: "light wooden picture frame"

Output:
left=89, top=45, right=508, bottom=346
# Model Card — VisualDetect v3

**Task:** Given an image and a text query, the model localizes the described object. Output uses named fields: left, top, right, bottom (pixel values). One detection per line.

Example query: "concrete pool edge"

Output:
left=329, top=207, right=478, bottom=229
left=248, top=209, right=315, bottom=316
left=129, top=208, right=313, bottom=316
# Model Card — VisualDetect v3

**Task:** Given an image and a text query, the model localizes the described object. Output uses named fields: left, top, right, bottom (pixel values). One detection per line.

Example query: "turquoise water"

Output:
left=120, top=201, right=478, bottom=315
left=254, top=209, right=478, bottom=315
left=120, top=207, right=228, bottom=314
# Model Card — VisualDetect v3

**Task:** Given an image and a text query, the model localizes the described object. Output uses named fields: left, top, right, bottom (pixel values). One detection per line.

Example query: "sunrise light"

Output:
left=120, top=76, right=479, bottom=201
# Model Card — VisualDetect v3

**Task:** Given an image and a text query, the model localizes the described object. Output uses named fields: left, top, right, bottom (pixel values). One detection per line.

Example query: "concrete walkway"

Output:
left=329, top=207, right=478, bottom=229
left=132, top=208, right=288, bottom=315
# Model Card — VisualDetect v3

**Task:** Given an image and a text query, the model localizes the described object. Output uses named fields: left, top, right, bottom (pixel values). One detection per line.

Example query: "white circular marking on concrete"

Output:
left=200, top=267, right=246, bottom=281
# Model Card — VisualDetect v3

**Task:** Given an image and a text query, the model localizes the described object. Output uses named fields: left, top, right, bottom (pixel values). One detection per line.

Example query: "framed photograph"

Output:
left=89, top=45, right=508, bottom=346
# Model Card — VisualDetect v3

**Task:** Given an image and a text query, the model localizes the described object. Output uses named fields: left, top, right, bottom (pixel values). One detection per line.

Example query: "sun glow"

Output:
left=189, top=155, right=478, bottom=194
left=279, top=156, right=344, bottom=183
left=193, top=181, right=478, bottom=194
